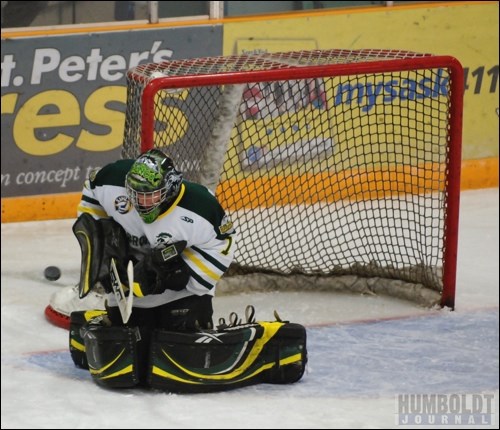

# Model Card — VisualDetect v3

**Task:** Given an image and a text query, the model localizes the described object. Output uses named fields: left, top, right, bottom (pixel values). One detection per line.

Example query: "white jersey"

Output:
left=77, top=160, right=236, bottom=309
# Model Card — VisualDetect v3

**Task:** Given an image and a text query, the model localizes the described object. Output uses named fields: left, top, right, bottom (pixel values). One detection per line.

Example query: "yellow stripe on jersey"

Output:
left=77, top=204, right=108, bottom=218
left=183, top=248, right=220, bottom=281
left=157, top=183, right=186, bottom=221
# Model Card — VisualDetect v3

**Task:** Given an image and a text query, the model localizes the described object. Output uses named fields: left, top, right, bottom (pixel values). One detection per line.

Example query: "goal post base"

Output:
left=45, top=284, right=106, bottom=329
left=44, top=304, right=71, bottom=330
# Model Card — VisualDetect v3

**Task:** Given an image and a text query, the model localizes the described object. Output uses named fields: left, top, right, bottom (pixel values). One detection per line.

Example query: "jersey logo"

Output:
left=114, top=196, right=132, bottom=214
left=219, top=214, right=234, bottom=235
left=181, top=216, right=193, bottom=223
left=88, top=167, right=100, bottom=182
left=156, top=232, right=173, bottom=246
left=194, top=332, right=224, bottom=344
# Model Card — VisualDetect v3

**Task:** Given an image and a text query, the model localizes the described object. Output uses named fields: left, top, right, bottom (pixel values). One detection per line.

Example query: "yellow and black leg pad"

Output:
left=80, top=323, right=141, bottom=389
left=69, top=309, right=109, bottom=370
left=260, top=322, right=308, bottom=384
left=148, top=321, right=307, bottom=393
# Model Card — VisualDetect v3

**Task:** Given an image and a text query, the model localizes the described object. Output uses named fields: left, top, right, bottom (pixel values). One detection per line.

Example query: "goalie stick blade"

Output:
left=110, top=258, right=133, bottom=324
left=125, top=260, right=134, bottom=320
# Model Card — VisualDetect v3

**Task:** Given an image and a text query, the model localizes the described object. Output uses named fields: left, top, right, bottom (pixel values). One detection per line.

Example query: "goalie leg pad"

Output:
left=148, top=321, right=307, bottom=393
left=80, top=323, right=141, bottom=389
left=69, top=309, right=109, bottom=369
left=260, top=322, right=308, bottom=384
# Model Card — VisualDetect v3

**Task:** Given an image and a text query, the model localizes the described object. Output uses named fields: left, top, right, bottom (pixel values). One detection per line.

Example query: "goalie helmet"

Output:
left=125, top=149, right=183, bottom=223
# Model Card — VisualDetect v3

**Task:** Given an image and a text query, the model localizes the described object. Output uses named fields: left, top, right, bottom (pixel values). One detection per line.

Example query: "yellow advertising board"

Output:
left=1, top=2, right=497, bottom=222
left=223, top=2, right=499, bottom=189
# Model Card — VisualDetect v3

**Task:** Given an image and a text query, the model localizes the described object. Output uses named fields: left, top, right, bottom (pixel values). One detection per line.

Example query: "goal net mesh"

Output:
left=121, top=49, right=463, bottom=308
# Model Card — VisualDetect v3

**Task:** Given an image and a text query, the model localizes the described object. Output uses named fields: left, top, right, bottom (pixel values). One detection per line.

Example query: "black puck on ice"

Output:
left=44, top=266, right=61, bottom=281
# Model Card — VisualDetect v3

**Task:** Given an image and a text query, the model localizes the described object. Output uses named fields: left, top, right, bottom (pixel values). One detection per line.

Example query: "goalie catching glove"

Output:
left=132, top=241, right=190, bottom=297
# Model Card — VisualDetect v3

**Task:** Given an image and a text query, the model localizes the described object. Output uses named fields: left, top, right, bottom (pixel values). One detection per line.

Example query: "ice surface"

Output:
left=1, top=188, right=498, bottom=429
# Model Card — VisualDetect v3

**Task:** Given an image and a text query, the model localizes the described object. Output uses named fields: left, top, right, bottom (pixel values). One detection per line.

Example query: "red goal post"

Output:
left=122, top=49, right=464, bottom=309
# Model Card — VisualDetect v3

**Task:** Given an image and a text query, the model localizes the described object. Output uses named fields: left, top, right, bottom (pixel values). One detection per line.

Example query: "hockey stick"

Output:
left=110, top=258, right=134, bottom=323
left=125, top=260, right=134, bottom=320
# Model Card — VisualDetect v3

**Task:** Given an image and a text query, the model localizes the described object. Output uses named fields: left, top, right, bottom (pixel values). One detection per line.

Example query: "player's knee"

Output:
left=69, top=309, right=109, bottom=369
left=147, top=321, right=307, bottom=393
left=70, top=310, right=142, bottom=388
left=80, top=323, right=141, bottom=388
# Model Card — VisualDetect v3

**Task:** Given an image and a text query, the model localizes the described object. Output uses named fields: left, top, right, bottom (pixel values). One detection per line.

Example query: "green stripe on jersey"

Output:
left=81, top=194, right=101, bottom=205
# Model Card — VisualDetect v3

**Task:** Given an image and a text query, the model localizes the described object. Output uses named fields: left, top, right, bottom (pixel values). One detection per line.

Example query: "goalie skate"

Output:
left=45, top=283, right=106, bottom=330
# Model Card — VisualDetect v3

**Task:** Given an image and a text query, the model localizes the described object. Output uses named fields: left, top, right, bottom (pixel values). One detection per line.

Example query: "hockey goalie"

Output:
left=47, top=149, right=307, bottom=392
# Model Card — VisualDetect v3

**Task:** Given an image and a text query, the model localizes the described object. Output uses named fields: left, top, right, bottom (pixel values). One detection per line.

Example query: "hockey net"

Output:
left=120, top=49, right=464, bottom=309
left=47, top=49, right=463, bottom=328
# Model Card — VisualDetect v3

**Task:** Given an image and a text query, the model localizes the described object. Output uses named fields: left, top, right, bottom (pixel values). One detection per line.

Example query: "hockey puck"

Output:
left=44, top=266, right=61, bottom=281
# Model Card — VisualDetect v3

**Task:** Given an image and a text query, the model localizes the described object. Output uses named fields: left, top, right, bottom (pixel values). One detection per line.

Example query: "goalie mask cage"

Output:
left=122, top=49, right=463, bottom=309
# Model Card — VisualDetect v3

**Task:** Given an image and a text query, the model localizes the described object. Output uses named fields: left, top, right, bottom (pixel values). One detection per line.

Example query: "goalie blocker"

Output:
left=69, top=308, right=307, bottom=392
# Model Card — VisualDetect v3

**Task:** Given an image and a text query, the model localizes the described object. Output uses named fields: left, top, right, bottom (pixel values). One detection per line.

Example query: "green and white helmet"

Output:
left=125, top=149, right=183, bottom=223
